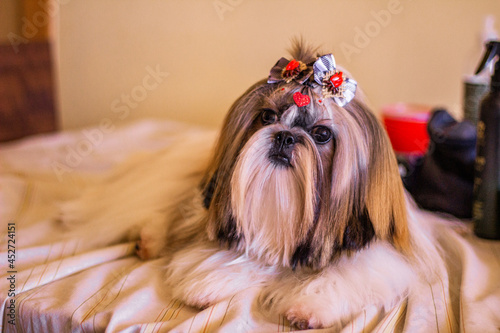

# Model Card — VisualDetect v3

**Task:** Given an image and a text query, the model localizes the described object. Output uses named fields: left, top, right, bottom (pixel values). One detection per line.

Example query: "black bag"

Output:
left=401, top=109, right=477, bottom=219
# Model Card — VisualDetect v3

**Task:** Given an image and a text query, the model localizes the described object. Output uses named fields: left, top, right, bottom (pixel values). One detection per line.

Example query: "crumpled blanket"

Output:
left=1, top=120, right=499, bottom=332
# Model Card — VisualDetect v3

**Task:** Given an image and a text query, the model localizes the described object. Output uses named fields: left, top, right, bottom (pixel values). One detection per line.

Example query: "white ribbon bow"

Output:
left=313, top=54, right=357, bottom=107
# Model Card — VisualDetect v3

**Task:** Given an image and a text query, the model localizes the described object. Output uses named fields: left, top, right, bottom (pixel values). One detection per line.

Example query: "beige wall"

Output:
left=54, top=0, right=500, bottom=129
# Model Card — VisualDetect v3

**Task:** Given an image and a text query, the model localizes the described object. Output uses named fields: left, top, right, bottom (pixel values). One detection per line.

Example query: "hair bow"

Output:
left=313, top=54, right=357, bottom=107
left=267, top=58, right=313, bottom=85
left=267, top=53, right=357, bottom=107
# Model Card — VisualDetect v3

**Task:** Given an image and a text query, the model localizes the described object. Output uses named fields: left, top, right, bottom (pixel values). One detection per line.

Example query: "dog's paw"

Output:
left=57, top=187, right=104, bottom=229
left=286, top=316, right=316, bottom=330
left=135, top=236, right=164, bottom=261
left=135, top=239, right=150, bottom=260
left=135, top=220, right=167, bottom=260
left=286, top=307, right=323, bottom=330
left=284, top=297, right=341, bottom=331
left=57, top=200, right=85, bottom=229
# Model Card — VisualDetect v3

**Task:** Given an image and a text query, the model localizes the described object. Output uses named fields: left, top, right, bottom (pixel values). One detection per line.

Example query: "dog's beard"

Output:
left=231, top=126, right=321, bottom=266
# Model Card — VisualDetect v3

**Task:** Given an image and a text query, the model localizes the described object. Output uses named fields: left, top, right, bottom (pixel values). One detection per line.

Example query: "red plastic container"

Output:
left=381, top=103, right=431, bottom=155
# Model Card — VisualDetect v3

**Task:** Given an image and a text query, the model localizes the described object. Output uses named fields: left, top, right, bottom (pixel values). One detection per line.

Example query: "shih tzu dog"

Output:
left=61, top=42, right=445, bottom=330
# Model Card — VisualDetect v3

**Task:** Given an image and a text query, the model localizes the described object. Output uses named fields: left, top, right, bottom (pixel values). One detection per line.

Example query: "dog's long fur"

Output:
left=61, top=42, right=446, bottom=330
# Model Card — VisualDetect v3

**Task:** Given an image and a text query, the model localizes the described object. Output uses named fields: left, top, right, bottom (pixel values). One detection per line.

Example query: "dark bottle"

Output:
left=473, top=41, right=500, bottom=239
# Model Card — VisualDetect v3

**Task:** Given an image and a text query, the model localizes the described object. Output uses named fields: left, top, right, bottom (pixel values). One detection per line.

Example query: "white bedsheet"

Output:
left=1, top=120, right=499, bottom=332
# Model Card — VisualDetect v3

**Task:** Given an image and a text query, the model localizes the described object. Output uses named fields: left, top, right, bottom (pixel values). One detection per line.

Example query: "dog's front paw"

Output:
left=135, top=234, right=165, bottom=261
left=286, top=305, right=324, bottom=330
left=284, top=297, right=341, bottom=331
left=135, top=218, right=168, bottom=260
left=58, top=200, right=86, bottom=229
left=135, top=239, right=152, bottom=260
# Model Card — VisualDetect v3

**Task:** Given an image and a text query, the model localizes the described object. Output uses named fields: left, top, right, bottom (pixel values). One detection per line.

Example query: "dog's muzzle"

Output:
left=269, top=131, right=296, bottom=167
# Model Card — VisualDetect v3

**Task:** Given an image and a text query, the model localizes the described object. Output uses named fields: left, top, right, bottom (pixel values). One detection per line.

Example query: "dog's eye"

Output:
left=261, top=109, right=278, bottom=125
left=310, top=126, right=332, bottom=144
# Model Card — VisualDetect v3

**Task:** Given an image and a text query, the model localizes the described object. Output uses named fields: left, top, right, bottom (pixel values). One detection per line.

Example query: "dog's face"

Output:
left=201, top=47, right=410, bottom=270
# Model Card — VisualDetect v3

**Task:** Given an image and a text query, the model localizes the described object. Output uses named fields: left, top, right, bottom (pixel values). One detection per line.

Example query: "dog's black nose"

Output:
left=270, top=131, right=296, bottom=167
left=274, top=131, right=296, bottom=149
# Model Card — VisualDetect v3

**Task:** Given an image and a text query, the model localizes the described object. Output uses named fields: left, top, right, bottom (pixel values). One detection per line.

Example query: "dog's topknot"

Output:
left=288, top=37, right=319, bottom=64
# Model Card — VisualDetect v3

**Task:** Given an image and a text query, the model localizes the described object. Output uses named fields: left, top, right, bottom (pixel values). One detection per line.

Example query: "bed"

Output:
left=1, top=119, right=499, bottom=332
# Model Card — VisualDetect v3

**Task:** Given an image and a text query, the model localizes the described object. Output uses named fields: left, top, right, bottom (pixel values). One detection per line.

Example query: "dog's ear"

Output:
left=200, top=80, right=271, bottom=245
left=364, top=108, right=410, bottom=253
left=347, top=97, right=411, bottom=254
left=291, top=95, right=410, bottom=270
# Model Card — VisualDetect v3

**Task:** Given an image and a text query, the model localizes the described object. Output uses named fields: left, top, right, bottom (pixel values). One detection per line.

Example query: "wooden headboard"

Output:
left=0, top=0, right=57, bottom=142
left=0, top=41, right=57, bottom=142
